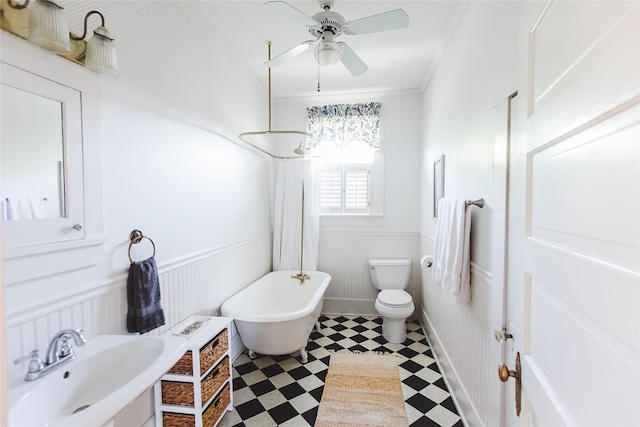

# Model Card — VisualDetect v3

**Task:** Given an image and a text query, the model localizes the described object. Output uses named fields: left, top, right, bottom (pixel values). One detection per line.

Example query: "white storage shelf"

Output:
left=154, top=316, right=233, bottom=427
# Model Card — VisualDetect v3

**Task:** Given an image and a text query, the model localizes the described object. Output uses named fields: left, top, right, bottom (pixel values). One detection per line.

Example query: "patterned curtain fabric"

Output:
left=306, top=102, right=381, bottom=151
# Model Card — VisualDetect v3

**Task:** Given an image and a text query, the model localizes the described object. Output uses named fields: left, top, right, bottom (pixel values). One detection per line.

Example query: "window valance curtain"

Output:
left=306, top=102, right=381, bottom=151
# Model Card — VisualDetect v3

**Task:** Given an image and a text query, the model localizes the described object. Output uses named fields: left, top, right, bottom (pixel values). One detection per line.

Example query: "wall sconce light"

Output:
left=27, top=0, right=70, bottom=53
left=70, top=10, right=117, bottom=75
left=0, top=0, right=118, bottom=75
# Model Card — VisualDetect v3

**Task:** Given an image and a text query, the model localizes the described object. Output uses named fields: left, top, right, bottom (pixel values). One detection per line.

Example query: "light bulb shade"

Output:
left=314, top=42, right=341, bottom=66
left=28, top=0, right=70, bottom=54
left=85, top=29, right=117, bottom=75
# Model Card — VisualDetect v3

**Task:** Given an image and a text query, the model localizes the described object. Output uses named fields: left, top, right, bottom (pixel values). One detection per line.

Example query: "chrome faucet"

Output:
left=45, top=329, right=86, bottom=365
left=14, top=329, right=86, bottom=381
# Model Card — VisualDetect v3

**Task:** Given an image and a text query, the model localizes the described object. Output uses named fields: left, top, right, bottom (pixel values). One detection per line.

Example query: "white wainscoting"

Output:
left=419, top=234, right=493, bottom=427
left=5, top=231, right=272, bottom=382
left=318, top=230, right=421, bottom=316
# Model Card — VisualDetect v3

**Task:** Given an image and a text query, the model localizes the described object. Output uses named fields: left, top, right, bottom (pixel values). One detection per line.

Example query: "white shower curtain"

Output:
left=273, top=159, right=319, bottom=271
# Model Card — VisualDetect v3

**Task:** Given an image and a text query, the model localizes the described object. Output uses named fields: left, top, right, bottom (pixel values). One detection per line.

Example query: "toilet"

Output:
left=368, top=259, right=415, bottom=343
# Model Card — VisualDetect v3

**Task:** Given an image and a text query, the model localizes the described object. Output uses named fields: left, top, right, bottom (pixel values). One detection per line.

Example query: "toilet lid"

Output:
left=378, top=290, right=413, bottom=308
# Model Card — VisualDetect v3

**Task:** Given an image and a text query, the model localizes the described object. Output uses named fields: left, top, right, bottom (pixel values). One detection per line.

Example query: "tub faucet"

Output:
left=291, top=272, right=310, bottom=285
left=14, top=329, right=86, bottom=381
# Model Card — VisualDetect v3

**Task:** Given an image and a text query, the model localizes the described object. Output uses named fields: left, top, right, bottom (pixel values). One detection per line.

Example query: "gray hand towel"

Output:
left=126, top=257, right=166, bottom=334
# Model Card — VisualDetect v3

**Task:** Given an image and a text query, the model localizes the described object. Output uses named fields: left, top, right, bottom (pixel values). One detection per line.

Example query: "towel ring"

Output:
left=128, top=229, right=156, bottom=263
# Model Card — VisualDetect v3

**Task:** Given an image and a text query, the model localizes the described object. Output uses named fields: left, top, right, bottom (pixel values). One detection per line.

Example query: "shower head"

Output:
left=294, top=142, right=305, bottom=156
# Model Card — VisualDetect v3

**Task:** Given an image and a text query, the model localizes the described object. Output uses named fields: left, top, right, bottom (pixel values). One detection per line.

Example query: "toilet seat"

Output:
left=377, top=289, right=413, bottom=308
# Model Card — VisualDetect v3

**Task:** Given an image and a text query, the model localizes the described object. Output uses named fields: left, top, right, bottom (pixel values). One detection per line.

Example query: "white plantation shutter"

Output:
left=319, top=164, right=370, bottom=214
left=319, top=167, right=343, bottom=213
left=344, top=165, right=369, bottom=213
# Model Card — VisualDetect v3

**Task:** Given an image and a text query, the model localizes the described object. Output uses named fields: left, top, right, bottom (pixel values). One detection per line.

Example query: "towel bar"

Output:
left=465, top=198, right=484, bottom=208
left=128, top=229, right=156, bottom=263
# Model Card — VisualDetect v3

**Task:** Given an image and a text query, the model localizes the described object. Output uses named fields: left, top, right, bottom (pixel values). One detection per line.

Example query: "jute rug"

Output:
left=314, top=352, right=409, bottom=427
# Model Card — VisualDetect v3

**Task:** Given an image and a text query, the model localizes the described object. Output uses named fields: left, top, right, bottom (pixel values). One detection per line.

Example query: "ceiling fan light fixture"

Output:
left=314, top=41, right=341, bottom=66
left=264, top=1, right=409, bottom=75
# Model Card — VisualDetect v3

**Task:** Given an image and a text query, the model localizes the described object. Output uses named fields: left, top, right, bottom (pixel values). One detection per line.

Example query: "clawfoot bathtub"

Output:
left=221, top=270, right=331, bottom=363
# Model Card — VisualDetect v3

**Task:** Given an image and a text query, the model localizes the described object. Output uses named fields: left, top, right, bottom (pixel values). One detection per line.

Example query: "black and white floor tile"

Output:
left=219, top=315, right=462, bottom=427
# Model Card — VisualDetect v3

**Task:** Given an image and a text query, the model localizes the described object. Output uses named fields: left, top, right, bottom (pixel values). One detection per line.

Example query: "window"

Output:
left=307, top=102, right=383, bottom=216
left=319, top=163, right=370, bottom=214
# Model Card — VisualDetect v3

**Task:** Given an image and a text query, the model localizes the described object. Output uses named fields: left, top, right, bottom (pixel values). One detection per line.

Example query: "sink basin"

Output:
left=8, top=334, right=187, bottom=427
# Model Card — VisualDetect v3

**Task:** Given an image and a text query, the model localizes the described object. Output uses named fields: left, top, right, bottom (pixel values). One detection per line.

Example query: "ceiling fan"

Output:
left=264, top=0, right=409, bottom=76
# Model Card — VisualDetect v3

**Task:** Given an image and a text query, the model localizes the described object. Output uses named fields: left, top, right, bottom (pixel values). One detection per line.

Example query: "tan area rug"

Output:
left=314, top=352, right=409, bottom=427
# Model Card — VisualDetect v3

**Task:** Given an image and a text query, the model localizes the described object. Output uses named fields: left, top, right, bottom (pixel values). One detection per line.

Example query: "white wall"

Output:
left=2, top=2, right=274, bottom=424
left=419, top=2, right=524, bottom=426
left=276, top=93, right=423, bottom=314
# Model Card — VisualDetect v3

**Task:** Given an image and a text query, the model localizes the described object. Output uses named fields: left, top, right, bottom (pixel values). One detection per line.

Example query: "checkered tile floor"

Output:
left=218, top=315, right=462, bottom=427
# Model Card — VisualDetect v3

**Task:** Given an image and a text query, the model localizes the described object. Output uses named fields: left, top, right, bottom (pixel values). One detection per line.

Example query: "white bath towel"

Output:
left=433, top=197, right=471, bottom=304
left=5, top=196, right=44, bottom=220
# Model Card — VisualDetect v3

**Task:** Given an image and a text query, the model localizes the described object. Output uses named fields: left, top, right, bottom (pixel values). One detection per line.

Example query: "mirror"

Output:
left=0, top=61, right=85, bottom=251
left=1, top=83, right=66, bottom=220
left=1, top=34, right=106, bottom=284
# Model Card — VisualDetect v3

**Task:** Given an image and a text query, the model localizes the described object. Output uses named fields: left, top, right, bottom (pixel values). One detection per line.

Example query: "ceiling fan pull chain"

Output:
left=317, top=56, right=321, bottom=92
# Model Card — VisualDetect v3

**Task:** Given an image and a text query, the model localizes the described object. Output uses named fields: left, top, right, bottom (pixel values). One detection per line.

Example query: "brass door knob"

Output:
left=498, top=363, right=517, bottom=382
left=498, top=352, right=522, bottom=416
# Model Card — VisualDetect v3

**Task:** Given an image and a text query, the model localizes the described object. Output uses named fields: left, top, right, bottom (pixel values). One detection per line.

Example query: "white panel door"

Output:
left=505, top=1, right=639, bottom=425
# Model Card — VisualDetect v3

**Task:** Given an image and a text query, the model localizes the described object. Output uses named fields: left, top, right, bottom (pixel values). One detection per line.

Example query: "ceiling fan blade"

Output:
left=343, top=9, right=409, bottom=35
left=264, top=41, right=313, bottom=67
left=264, top=1, right=319, bottom=27
left=338, top=42, right=368, bottom=76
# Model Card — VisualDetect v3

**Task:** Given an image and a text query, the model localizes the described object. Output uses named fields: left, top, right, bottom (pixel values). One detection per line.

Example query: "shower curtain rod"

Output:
left=239, top=41, right=317, bottom=159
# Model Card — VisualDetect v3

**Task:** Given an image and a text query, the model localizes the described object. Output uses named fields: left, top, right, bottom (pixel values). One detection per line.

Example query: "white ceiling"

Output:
left=177, top=1, right=462, bottom=100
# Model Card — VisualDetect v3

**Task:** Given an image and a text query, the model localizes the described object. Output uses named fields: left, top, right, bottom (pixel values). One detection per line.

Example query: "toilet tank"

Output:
left=368, top=259, right=412, bottom=290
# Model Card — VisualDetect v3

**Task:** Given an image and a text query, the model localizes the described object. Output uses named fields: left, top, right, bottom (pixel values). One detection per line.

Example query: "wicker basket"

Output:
left=167, top=351, right=193, bottom=376
left=161, top=356, right=230, bottom=407
left=168, top=329, right=228, bottom=376
left=162, top=383, right=231, bottom=427
left=161, top=380, right=194, bottom=407
left=198, top=329, right=228, bottom=376
left=201, top=356, right=229, bottom=405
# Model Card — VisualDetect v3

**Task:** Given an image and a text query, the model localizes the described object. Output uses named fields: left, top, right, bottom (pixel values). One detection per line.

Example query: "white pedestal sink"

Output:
left=8, top=334, right=187, bottom=427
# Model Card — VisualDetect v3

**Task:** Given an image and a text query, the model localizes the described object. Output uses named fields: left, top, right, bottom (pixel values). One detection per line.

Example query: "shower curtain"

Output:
left=273, top=159, right=319, bottom=271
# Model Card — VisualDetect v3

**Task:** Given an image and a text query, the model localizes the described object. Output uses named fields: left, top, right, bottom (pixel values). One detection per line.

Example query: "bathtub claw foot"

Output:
left=315, top=321, right=321, bottom=331
left=300, top=347, right=308, bottom=363
left=248, top=350, right=256, bottom=360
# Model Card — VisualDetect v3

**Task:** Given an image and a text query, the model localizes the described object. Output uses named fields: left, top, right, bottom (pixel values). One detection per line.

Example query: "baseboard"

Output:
left=418, top=306, right=482, bottom=427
